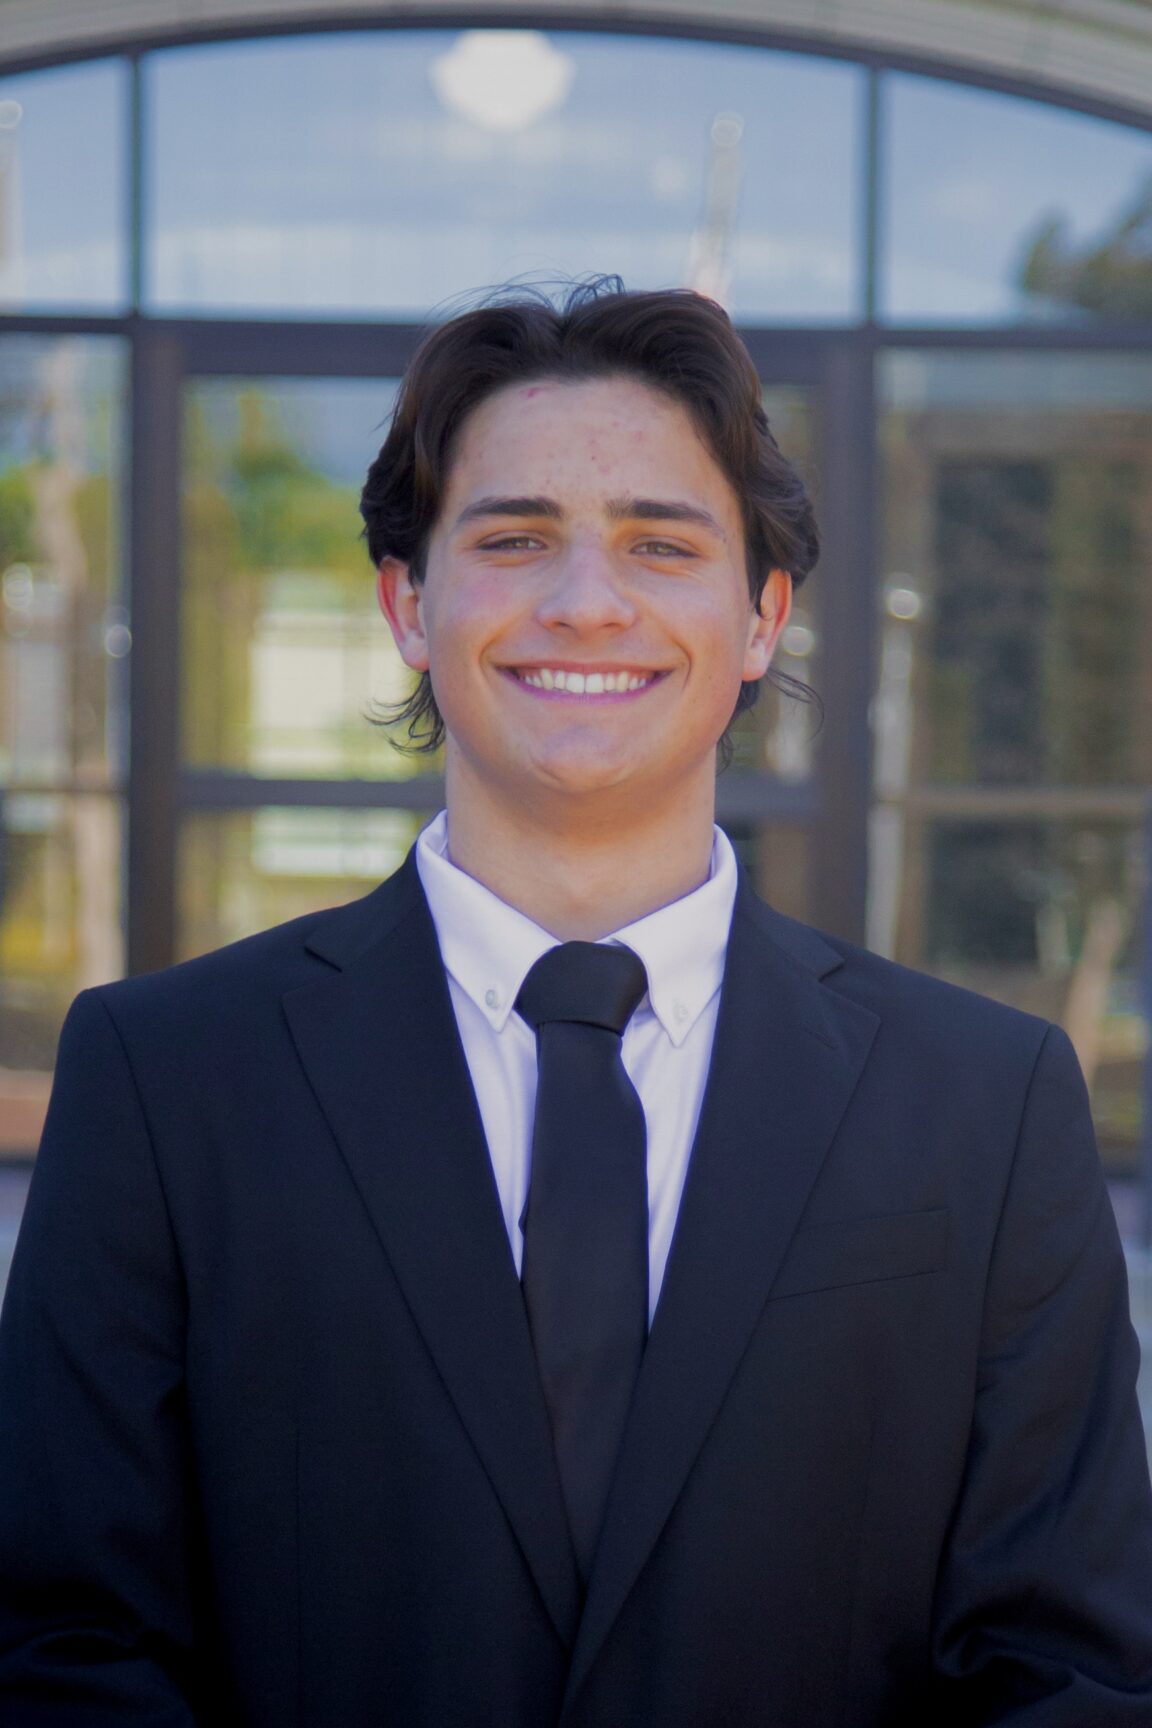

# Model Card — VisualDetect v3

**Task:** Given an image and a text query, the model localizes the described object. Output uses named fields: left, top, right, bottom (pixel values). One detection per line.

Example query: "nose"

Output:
left=534, top=542, right=637, bottom=633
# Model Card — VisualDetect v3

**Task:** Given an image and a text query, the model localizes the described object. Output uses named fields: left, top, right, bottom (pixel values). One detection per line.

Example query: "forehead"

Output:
left=441, top=375, right=738, bottom=516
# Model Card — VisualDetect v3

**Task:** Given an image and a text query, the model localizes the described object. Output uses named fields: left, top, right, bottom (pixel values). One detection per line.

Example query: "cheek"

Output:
left=681, top=598, right=759, bottom=684
left=422, top=581, right=505, bottom=666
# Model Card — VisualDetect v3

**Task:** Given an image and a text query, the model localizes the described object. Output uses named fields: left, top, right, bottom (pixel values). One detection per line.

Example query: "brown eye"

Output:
left=480, top=534, right=540, bottom=551
left=637, top=539, right=693, bottom=557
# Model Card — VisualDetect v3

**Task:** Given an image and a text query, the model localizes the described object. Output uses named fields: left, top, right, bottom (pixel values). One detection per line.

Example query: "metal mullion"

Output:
left=0, top=315, right=128, bottom=336
left=128, top=52, right=144, bottom=312
left=176, top=320, right=429, bottom=379
left=863, top=65, right=881, bottom=325
left=127, top=324, right=184, bottom=975
left=808, top=336, right=877, bottom=943
left=716, top=774, right=816, bottom=825
left=870, top=324, right=1152, bottom=352
left=5, top=18, right=1152, bottom=140
left=728, top=331, right=838, bottom=384
left=179, top=769, right=816, bottom=823
left=180, top=772, right=446, bottom=812
left=181, top=322, right=840, bottom=385
left=880, top=786, right=1149, bottom=822
left=1144, top=798, right=1152, bottom=1247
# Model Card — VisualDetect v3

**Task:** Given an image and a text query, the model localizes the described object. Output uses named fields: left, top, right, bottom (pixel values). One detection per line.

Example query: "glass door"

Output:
left=172, top=339, right=847, bottom=961
left=875, top=348, right=1152, bottom=1179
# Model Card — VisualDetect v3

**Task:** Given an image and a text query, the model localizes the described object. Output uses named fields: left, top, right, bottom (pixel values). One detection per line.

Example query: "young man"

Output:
left=1, top=283, right=1150, bottom=1725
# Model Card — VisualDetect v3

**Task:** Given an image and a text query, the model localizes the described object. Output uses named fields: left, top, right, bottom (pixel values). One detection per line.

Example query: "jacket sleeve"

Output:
left=931, top=1022, right=1152, bottom=1723
left=0, top=989, right=201, bottom=1725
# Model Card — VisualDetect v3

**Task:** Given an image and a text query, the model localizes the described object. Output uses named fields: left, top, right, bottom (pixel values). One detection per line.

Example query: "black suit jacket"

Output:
left=1, top=854, right=1151, bottom=1726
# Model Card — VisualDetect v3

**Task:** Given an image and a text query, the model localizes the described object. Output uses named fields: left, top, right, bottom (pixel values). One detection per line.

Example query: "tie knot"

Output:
left=516, top=942, right=648, bottom=1037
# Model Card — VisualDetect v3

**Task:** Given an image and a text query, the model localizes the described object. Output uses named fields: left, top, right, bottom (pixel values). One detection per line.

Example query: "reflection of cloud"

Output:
left=152, top=220, right=856, bottom=320
left=344, top=112, right=691, bottom=174
left=150, top=222, right=686, bottom=314
left=650, top=156, right=693, bottom=202
left=728, top=233, right=854, bottom=314
left=933, top=174, right=999, bottom=224
left=0, top=237, right=120, bottom=308
left=881, top=257, right=1013, bottom=321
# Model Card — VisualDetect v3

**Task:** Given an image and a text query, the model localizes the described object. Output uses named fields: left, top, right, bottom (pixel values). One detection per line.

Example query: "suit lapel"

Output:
left=282, top=855, right=581, bottom=1649
left=562, top=878, right=880, bottom=1712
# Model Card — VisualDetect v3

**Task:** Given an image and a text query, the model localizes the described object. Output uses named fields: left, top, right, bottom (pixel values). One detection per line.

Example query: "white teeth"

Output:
left=517, top=669, right=653, bottom=693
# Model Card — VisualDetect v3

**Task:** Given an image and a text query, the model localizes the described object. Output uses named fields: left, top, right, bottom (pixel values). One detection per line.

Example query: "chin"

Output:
left=499, top=756, right=633, bottom=807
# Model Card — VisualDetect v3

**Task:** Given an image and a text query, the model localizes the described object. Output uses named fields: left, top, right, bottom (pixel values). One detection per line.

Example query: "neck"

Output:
left=442, top=771, right=718, bottom=941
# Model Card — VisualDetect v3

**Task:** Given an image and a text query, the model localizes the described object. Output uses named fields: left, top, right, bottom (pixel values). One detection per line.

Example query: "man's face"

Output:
left=378, top=374, right=790, bottom=820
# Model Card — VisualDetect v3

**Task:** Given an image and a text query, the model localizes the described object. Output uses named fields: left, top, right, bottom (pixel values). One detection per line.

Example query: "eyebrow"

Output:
left=606, top=497, right=725, bottom=535
left=452, top=494, right=725, bottom=534
left=452, top=496, right=563, bottom=529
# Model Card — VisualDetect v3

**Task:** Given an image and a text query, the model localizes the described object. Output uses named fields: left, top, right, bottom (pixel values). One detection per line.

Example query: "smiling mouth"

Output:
left=507, top=668, right=660, bottom=696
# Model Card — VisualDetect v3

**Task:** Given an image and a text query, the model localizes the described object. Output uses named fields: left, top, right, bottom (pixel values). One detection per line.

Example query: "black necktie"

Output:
left=516, top=941, right=649, bottom=1581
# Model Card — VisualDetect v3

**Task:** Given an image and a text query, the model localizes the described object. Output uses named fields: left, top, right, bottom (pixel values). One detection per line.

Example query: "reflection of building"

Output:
left=2, top=3, right=1152, bottom=1223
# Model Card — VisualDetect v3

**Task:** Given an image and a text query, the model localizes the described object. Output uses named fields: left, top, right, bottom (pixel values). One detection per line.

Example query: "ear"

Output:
left=742, top=569, right=792, bottom=682
left=376, top=558, right=430, bottom=672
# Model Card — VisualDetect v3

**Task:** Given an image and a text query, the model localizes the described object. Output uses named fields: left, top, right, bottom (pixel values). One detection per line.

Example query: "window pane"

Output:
left=183, top=376, right=420, bottom=778
left=881, top=75, right=1152, bottom=324
left=0, top=335, right=127, bottom=1152
left=0, top=59, right=128, bottom=311
left=874, top=348, right=1152, bottom=1178
left=879, top=352, right=1152, bottom=788
left=146, top=32, right=863, bottom=321
left=0, top=792, right=123, bottom=1151
left=870, top=812, right=1145, bottom=1175
left=0, top=336, right=128, bottom=788
left=179, top=806, right=421, bottom=958
left=727, top=388, right=820, bottom=781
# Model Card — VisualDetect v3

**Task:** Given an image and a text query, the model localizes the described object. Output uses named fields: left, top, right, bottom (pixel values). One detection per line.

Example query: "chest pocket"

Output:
left=769, top=1207, right=949, bottom=1300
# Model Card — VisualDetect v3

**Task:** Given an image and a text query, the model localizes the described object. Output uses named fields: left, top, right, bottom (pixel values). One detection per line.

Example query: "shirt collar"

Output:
left=415, top=811, right=735, bottom=1048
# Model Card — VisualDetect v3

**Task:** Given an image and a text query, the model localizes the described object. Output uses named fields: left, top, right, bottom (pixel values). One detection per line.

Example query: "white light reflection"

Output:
left=430, top=33, right=575, bottom=134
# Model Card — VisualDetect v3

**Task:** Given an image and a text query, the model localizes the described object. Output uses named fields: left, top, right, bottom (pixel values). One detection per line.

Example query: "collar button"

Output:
left=484, top=987, right=501, bottom=1010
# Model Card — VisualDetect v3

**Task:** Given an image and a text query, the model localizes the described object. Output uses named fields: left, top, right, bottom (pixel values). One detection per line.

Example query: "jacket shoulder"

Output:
left=751, top=894, right=1055, bottom=1070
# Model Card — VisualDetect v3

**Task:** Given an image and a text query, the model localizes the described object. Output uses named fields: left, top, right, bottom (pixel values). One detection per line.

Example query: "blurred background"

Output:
left=2, top=0, right=1152, bottom=1433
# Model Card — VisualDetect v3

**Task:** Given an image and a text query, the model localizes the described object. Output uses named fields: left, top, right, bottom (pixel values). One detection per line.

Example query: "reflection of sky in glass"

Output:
left=145, top=31, right=863, bottom=322
left=192, top=377, right=399, bottom=485
left=0, top=60, right=127, bottom=310
left=881, top=74, right=1152, bottom=323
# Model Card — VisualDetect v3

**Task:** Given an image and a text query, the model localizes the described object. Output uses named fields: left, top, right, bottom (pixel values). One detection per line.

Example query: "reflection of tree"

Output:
left=1047, top=459, right=1145, bottom=784
left=933, top=462, right=1049, bottom=786
left=0, top=347, right=120, bottom=1088
left=1019, top=174, right=1152, bottom=317
left=182, top=390, right=375, bottom=951
left=918, top=449, right=1146, bottom=1147
left=0, top=466, right=34, bottom=566
left=929, top=455, right=1148, bottom=791
left=183, top=390, right=362, bottom=771
left=882, top=377, right=1152, bottom=1161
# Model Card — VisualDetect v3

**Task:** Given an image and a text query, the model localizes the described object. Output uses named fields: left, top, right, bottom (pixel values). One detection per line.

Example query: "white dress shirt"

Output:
left=416, top=811, right=736, bottom=1323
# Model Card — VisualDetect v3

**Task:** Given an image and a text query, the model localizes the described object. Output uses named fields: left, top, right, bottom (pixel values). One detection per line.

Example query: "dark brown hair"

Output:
left=360, top=278, right=820, bottom=751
